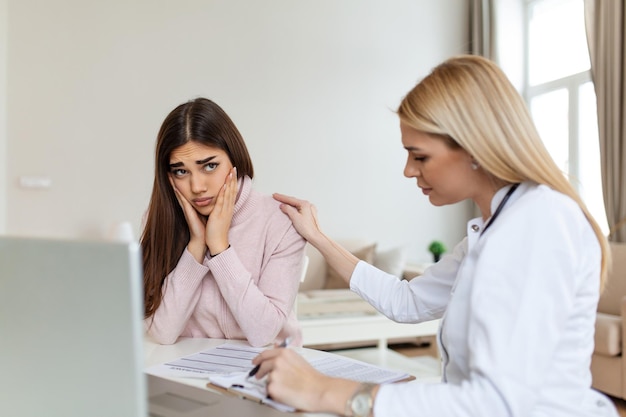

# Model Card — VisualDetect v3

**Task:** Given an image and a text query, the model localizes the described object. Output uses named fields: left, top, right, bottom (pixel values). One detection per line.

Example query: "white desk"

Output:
left=144, top=337, right=334, bottom=416
left=145, top=338, right=396, bottom=416
left=144, top=336, right=439, bottom=416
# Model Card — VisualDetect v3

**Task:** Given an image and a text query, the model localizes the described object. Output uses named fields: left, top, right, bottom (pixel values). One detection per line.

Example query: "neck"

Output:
left=475, top=180, right=513, bottom=221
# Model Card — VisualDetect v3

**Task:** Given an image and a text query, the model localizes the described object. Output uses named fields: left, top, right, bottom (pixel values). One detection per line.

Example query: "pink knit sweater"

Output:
left=145, top=176, right=306, bottom=347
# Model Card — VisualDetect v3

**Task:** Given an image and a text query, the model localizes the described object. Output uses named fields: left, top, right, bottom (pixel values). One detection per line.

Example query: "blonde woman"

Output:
left=252, top=55, right=616, bottom=417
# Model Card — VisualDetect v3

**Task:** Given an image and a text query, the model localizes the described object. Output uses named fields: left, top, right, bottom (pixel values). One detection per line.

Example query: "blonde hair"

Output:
left=397, top=54, right=610, bottom=288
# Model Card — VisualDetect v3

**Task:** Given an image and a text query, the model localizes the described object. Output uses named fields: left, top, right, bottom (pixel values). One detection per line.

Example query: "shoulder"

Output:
left=249, top=188, right=285, bottom=215
left=247, top=189, right=305, bottom=250
left=245, top=187, right=296, bottom=230
left=514, top=183, right=585, bottom=224
left=496, top=182, right=597, bottom=251
left=235, top=177, right=287, bottom=223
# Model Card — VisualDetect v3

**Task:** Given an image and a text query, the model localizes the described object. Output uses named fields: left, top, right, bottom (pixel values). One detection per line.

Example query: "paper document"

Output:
left=148, top=343, right=410, bottom=382
left=208, top=352, right=410, bottom=412
left=308, top=355, right=410, bottom=384
left=147, top=343, right=412, bottom=413
left=147, top=343, right=264, bottom=377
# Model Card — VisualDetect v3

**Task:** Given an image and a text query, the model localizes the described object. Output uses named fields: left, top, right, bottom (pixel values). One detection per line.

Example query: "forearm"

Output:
left=146, top=250, right=207, bottom=344
left=210, top=246, right=303, bottom=347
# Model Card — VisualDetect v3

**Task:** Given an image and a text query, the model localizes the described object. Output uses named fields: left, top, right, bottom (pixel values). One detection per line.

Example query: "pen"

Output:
left=248, top=337, right=291, bottom=378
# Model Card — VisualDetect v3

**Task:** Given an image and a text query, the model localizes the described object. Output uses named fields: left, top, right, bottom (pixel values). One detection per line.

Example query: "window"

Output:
left=524, top=0, right=609, bottom=234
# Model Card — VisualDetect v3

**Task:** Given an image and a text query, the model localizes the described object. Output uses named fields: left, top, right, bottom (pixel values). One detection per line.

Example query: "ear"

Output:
left=465, top=152, right=479, bottom=170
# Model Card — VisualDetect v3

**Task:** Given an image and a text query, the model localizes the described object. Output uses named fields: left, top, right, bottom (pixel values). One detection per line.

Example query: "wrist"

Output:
left=187, top=241, right=207, bottom=263
left=318, top=378, right=359, bottom=416
left=209, top=244, right=230, bottom=257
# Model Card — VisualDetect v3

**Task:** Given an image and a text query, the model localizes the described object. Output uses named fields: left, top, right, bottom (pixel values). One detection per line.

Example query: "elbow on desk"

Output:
left=147, top=330, right=179, bottom=345
left=246, top=334, right=275, bottom=348
left=245, top=325, right=287, bottom=348
left=144, top=321, right=180, bottom=345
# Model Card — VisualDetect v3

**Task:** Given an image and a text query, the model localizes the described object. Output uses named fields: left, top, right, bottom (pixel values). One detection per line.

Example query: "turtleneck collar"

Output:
left=231, top=175, right=255, bottom=226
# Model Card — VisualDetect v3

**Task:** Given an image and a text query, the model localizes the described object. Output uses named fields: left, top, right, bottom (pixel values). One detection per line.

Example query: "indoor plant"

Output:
left=428, top=240, right=446, bottom=262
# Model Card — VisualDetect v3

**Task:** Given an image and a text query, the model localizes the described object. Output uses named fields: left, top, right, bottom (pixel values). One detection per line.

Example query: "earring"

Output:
left=471, top=161, right=480, bottom=170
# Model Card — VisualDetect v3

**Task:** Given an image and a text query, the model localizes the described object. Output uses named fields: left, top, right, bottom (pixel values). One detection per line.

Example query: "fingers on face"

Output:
left=168, top=175, right=187, bottom=204
left=168, top=176, right=177, bottom=193
left=215, top=170, right=237, bottom=211
left=169, top=182, right=187, bottom=208
left=227, top=169, right=238, bottom=199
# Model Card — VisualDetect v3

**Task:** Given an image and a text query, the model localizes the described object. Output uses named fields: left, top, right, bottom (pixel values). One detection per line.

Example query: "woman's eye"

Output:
left=414, top=156, right=428, bottom=162
left=171, top=168, right=187, bottom=177
left=203, top=163, right=218, bottom=172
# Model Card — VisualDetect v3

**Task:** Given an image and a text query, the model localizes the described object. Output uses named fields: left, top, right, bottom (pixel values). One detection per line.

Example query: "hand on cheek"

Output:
left=170, top=175, right=207, bottom=262
left=206, top=167, right=237, bottom=256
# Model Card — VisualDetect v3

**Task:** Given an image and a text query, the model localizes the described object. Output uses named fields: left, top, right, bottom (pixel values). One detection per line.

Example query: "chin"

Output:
left=195, top=206, right=213, bottom=217
left=428, top=196, right=441, bottom=206
left=428, top=196, right=450, bottom=207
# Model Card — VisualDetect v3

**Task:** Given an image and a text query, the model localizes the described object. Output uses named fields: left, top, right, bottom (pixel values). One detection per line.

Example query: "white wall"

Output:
left=4, top=0, right=472, bottom=264
left=0, top=0, right=7, bottom=234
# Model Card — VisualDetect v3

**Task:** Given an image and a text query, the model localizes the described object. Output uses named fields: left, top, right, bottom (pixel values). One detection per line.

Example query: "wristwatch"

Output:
left=346, top=382, right=377, bottom=417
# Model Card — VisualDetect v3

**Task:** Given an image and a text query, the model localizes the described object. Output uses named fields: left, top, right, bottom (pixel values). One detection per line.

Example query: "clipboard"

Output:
left=207, top=368, right=415, bottom=413
left=206, top=381, right=263, bottom=403
left=206, top=373, right=296, bottom=412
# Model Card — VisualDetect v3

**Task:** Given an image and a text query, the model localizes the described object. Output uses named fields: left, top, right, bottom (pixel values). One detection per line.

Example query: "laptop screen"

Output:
left=0, top=236, right=146, bottom=417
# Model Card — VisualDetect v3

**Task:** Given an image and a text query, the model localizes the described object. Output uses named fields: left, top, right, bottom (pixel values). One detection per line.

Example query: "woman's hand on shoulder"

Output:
left=272, top=193, right=324, bottom=244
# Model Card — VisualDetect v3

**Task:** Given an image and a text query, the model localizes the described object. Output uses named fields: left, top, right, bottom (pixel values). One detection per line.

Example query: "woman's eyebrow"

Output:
left=169, top=155, right=217, bottom=168
left=195, top=156, right=216, bottom=165
left=404, top=146, right=423, bottom=152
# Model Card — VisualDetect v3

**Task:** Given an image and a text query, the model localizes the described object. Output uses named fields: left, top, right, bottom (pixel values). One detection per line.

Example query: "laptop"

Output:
left=0, top=235, right=289, bottom=417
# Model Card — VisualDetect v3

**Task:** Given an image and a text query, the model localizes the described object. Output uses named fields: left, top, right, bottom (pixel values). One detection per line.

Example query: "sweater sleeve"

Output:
left=209, top=224, right=306, bottom=347
left=144, top=249, right=209, bottom=344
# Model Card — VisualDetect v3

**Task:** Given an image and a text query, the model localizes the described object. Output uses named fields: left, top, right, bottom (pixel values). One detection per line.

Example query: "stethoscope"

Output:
left=480, top=183, right=520, bottom=236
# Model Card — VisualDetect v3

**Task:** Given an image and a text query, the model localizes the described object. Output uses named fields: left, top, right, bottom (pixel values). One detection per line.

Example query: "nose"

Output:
left=189, top=174, right=207, bottom=194
left=404, top=157, right=420, bottom=178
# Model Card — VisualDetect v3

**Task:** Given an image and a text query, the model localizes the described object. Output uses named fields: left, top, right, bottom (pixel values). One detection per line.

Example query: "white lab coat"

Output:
left=351, top=182, right=618, bottom=417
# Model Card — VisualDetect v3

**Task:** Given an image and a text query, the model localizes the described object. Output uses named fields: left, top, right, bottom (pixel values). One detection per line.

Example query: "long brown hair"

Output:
left=397, top=55, right=610, bottom=289
left=141, top=98, right=254, bottom=318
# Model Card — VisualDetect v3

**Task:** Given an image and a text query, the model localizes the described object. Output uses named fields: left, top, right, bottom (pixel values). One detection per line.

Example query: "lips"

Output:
left=193, top=197, right=213, bottom=207
left=419, top=185, right=432, bottom=195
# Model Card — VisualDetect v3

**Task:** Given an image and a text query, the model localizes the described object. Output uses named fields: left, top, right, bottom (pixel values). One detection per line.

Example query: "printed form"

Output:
left=146, top=343, right=412, bottom=412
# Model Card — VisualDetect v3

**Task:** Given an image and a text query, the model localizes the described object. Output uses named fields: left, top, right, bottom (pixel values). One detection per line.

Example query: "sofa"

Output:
left=296, top=239, right=433, bottom=349
left=591, top=242, right=626, bottom=399
left=297, top=239, right=410, bottom=314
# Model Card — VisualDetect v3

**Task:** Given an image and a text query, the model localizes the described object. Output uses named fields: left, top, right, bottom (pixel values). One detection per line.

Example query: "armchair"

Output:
left=591, top=242, right=626, bottom=398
